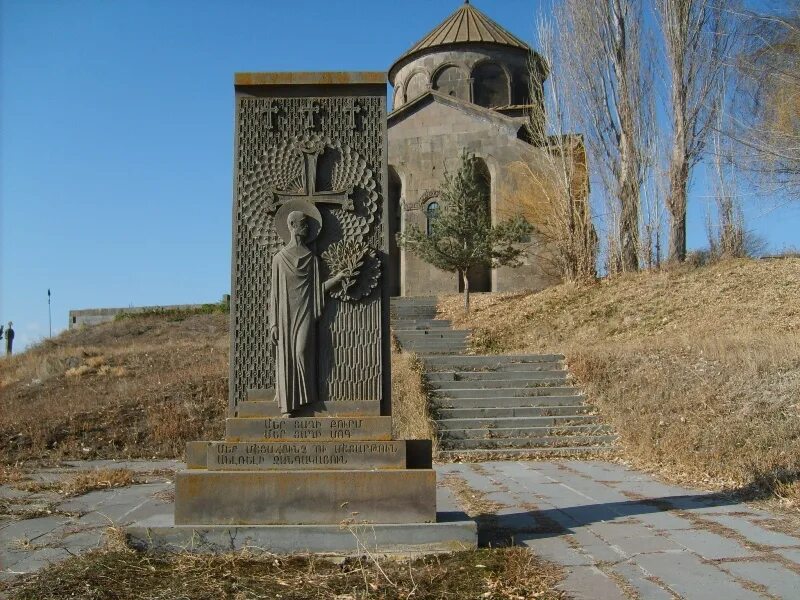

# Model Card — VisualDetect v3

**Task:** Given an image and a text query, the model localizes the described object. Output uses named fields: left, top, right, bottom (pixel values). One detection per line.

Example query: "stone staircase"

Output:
left=390, top=297, right=616, bottom=459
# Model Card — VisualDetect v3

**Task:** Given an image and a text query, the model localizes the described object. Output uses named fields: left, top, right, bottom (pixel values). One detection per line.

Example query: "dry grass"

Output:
left=390, top=350, right=438, bottom=451
left=0, top=313, right=436, bottom=466
left=439, top=258, right=800, bottom=509
left=2, top=547, right=567, bottom=600
left=58, top=468, right=136, bottom=497
left=0, top=314, right=229, bottom=464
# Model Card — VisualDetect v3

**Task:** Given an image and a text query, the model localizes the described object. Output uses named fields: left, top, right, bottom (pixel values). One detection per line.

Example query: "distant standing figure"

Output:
left=5, top=322, right=14, bottom=356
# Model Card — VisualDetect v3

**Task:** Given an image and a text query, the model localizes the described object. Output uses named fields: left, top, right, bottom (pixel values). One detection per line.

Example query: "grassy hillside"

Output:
left=0, top=313, right=230, bottom=464
left=439, top=258, right=800, bottom=508
left=0, top=311, right=432, bottom=466
left=3, top=259, right=797, bottom=509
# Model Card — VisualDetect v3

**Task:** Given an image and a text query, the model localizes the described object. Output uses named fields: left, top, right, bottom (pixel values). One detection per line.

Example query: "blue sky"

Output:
left=1, top=0, right=797, bottom=349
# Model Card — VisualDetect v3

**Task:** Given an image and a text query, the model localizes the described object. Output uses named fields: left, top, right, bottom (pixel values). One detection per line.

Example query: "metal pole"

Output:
left=48, top=289, right=52, bottom=338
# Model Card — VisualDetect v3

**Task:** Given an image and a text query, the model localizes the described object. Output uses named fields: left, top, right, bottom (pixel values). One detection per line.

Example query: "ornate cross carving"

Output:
left=344, top=101, right=362, bottom=130
left=271, top=144, right=354, bottom=213
left=261, top=102, right=279, bottom=130
left=301, top=102, right=319, bottom=129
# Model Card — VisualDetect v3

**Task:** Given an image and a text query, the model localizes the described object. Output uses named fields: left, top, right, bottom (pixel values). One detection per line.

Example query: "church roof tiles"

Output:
left=389, top=2, right=531, bottom=78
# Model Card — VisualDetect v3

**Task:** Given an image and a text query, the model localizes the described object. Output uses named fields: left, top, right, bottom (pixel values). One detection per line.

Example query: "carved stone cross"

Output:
left=272, top=146, right=354, bottom=213
left=345, top=101, right=362, bottom=130
left=301, top=102, right=319, bottom=129
left=262, top=102, right=279, bottom=130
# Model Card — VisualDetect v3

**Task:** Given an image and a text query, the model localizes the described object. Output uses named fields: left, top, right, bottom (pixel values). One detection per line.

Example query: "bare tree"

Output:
left=555, top=0, right=653, bottom=273
left=508, top=17, right=597, bottom=282
left=729, top=3, right=800, bottom=197
left=656, top=0, right=733, bottom=263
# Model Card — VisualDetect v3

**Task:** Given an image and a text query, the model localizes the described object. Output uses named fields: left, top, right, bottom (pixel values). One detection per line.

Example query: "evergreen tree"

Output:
left=399, top=150, right=532, bottom=311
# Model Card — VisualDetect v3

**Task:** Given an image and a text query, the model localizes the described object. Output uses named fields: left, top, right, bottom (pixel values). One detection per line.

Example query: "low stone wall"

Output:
left=68, top=296, right=229, bottom=329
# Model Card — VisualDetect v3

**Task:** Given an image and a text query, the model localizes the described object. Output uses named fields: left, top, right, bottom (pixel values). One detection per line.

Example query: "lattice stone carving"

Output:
left=232, top=91, right=386, bottom=410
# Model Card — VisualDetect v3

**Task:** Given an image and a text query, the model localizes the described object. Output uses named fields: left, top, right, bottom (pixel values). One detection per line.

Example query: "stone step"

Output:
left=433, top=386, right=579, bottom=399
left=391, top=319, right=452, bottom=329
left=436, top=446, right=616, bottom=458
left=390, top=296, right=437, bottom=303
left=429, top=378, right=569, bottom=390
left=439, top=423, right=611, bottom=440
left=426, top=370, right=567, bottom=382
left=440, top=434, right=618, bottom=450
left=425, top=362, right=566, bottom=373
left=401, top=345, right=469, bottom=353
left=433, top=394, right=587, bottom=409
left=436, top=415, right=600, bottom=432
left=435, top=405, right=592, bottom=419
left=400, top=340, right=469, bottom=348
left=410, top=348, right=467, bottom=355
left=395, top=331, right=469, bottom=340
left=421, top=354, right=565, bottom=368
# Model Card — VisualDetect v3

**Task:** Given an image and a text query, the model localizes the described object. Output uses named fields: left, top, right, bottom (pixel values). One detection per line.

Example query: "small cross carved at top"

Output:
left=345, top=101, right=362, bottom=130
left=262, top=102, right=280, bottom=131
left=301, top=103, right=320, bottom=130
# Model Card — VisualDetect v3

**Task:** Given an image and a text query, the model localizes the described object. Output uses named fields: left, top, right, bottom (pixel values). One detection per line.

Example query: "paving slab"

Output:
left=611, top=562, right=675, bottom=599
left=589, top=521, right=685, bottom=556
left=516, top=533, right=591, bottom=566
left=721, top=561, right=800, bottom=598
left=635, top=552, right=763, bottom=600
left=556, top=565, right=627, bottom=600
left=701, top=513, right=800, bottom=548
left=666, top=528, right=754, bottom=560
left=776, top=547, right=800, bottom=564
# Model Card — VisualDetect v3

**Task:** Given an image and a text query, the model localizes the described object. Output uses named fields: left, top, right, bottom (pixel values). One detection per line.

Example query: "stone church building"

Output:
left=387, top=1, right=580, bottom=296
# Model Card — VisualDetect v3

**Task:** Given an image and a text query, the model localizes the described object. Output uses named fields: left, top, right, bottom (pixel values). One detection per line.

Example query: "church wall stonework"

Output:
left=388, top=96, right=561, bottom=296
left=391, top=44, right=533, bottom=110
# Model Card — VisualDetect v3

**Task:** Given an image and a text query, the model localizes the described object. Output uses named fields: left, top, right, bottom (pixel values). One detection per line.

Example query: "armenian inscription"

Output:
left=225, top=416, right=393, bottom=442
left=207, top=441, right=406, bottom=470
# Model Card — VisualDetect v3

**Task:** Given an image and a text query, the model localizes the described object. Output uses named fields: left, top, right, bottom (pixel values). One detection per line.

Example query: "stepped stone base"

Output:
left=175, top=469, right=437, bottom=525
left=225, top=416, right=393, bottom=442
left=237, top=399, right=381, bottom=417
left=128, top=516, right=477, bottom=556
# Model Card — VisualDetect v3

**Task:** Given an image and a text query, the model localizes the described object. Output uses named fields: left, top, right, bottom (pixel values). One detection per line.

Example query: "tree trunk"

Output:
left=612, top=1, right=641, bottom=273
left=462, top=270, right=470, bottom=313
left=667, top=135, right=690, bottom=263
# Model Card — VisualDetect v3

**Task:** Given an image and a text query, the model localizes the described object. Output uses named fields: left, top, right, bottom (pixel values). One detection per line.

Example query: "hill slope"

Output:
left=0, top=313, right=229, bottom=463
left=439, top=258, right=800, bottom=507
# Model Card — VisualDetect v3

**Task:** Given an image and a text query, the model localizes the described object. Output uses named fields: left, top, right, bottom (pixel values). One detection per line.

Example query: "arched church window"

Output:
left=472, top=62, right=510, bottom=108
left=433, top=66, right=469, bottom=100
left=426, top=201, right=440, bottom=236
left=405, top=72, right=428, bottom=103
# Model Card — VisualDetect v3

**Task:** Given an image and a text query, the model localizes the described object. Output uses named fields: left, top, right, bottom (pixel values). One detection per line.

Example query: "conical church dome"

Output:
left=388, top=2, right=543, bottom=112
left=389, top=1, right=532, bottom=82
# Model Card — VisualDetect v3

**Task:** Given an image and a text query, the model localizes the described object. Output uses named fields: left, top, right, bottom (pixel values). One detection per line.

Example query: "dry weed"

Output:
left=3, top=547, right=567, bottom=600
left=439, top=258, right=800, bottom=507
left=390, top=350, right=438, bottom=450
left=59, top=468, right=136, bottom=497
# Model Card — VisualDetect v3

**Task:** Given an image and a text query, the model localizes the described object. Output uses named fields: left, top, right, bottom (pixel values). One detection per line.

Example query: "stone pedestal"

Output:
left=174, top=407, right=438, bottom=527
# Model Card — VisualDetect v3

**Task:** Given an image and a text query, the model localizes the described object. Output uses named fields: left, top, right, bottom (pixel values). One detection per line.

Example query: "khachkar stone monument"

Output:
left=127, top=73, right=476, bottom=554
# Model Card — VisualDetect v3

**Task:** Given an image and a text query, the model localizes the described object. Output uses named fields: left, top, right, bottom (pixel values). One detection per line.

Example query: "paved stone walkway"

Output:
left=440, top=461, right=800, bottom=600
left=2, top=459, right=799, bottom=599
